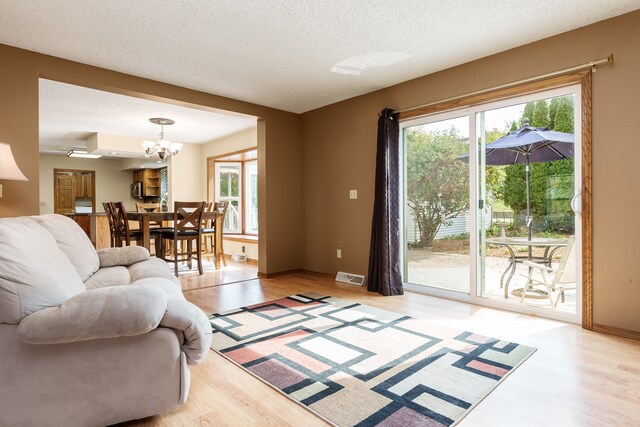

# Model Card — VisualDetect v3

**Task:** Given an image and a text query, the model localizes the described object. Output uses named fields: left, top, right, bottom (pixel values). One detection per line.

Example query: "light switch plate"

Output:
left=349, top=189, right=357, bottom=199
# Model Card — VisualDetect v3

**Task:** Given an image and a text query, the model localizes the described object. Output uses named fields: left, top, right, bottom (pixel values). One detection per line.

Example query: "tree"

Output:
left=484, top=128, right=507, bottom=202
left=500, top=96, right=575, bottom=231
left=553, top=97, right=574, bottom=132
left=502, top=163, right=526, bottom=216
left=548, top=97, right=561, bottom=129
left=532, top=100, right=550, bottom=128
left=406, top=127, right=469, bottom=247
left=521, top=102, right=535, bottom=126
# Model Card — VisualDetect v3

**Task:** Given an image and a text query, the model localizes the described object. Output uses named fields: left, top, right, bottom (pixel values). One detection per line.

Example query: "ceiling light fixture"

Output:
left=67, top=148, right=102, bottom=159
left=142, top=118, right=182, bottom=160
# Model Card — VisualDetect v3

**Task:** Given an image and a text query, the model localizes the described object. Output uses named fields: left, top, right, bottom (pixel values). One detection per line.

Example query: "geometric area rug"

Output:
left=209, top=293, right=536, bottom=426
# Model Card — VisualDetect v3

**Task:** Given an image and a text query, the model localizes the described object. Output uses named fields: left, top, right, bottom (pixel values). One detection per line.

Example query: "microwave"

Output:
left=131, top=181, right=143, bottom=198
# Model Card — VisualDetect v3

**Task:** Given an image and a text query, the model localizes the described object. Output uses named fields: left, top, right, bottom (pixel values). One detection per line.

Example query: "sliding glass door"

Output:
left=474, top=87, right=581, bottom=321
left=402, top=113, right=471, bottom=295
left=402, top=86, right=582, bottom=323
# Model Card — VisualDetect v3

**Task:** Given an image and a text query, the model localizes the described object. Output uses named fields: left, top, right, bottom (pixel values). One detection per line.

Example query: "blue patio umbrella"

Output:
left=462, top=118, right=574, bottom=240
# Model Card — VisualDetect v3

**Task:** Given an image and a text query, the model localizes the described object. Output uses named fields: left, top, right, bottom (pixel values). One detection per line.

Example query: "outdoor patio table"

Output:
left=127, top=211, right=224, bottom=269
left=485, top=237, right=568, bottom=299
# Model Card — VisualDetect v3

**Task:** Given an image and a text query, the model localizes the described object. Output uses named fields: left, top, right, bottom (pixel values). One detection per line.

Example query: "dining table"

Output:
left=127, top=211, right=225, bottom=269
left=485, top=236, right=568, bottom=298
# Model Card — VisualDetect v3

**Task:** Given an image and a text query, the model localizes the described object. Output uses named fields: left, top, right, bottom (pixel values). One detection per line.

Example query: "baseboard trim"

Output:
left=299, top=269, right=335, bottom=279
left=593, top=323, right=640, bottom=341
left=257, top=269, right=304, bottom=278
left=223, top=254, right=258, bottom=264
left=257, top=269, right=336, bottom=279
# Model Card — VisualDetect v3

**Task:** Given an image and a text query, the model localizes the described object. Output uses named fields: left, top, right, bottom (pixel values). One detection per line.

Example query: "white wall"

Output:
left=201, top=127, right=257, bottom=159
left=167, top=142, right=204, bottom=205
left=224, top=240, right=259, bottom=260
left=201, top=127, right=258, bottom=200
left=39, top=154, right=136, bottom=214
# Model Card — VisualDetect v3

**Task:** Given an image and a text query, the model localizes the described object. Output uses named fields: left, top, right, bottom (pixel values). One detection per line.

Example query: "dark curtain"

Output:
left=367, top=108, right=403, bottom=296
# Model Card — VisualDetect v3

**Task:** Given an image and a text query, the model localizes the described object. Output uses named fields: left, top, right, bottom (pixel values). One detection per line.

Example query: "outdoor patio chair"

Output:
left=521, top=236, right=576, bottom=308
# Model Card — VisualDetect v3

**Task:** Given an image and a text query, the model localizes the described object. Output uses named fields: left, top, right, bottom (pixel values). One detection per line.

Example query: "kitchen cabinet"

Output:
left=89, top=214, right=111, bottom=249
left=76, top=174, right=93, bottom=198
left=133, top=168, right=161, bottom=197
left=74, top=214, right=91, bottom=237
left=54, top=170, right=95, bottom=215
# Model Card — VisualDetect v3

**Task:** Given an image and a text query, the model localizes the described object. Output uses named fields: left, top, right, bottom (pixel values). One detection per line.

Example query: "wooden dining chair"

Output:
left=136, top=202, right=164, bottom=227
left=202, top=201, right=229, bottom=267
left=102, top=201, right=118, bottom=247
left=136, top=202, right=172, bottom=256
left=201, top=202, right=214, bottom=254
left=159, top=201, right=206, bottom=277
left=112, top=201, right=145, bottom=247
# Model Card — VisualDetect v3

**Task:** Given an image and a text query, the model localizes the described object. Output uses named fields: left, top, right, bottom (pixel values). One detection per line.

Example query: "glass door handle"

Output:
left=571, top=192, right=582, bottom=215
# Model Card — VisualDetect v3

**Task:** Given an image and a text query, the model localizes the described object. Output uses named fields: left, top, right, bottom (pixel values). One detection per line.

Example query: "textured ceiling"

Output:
left=2, top=1, right=640, bottom=113
left=39, top=79, right=256, bottom=155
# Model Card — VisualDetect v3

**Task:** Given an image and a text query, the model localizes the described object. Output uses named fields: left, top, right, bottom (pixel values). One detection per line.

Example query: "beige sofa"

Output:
left=0, top=214, right=212, bottom=426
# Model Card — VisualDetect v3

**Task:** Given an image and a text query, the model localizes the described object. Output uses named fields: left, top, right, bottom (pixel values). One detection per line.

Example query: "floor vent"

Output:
left=231, top=254, right=248, bottom=262
left=335, top=271, right=365, bottom=286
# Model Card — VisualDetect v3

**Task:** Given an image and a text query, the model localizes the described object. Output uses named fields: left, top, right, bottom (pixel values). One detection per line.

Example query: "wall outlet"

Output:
left=337, top=249, right=342, bottom=259
left=242, top=246, right=246, bottom=253
left=349, top=189, right=357, bottom=199
left=40, top=201, right=46, bottom=207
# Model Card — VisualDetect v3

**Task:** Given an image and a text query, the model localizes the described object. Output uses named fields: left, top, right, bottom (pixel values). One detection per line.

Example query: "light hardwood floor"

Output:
left=124, top=272, right=640, bottom=427
left=178, top=256, right=258, bottom=292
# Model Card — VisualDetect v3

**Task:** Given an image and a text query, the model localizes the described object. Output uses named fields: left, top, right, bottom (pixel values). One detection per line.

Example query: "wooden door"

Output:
left=53, top=169, right=96, bottom=215
left=55, top=173, right=75, bottom=214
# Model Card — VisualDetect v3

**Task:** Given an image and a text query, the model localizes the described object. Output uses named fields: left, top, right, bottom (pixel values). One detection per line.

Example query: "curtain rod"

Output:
left=389, top=54, right=613, bottom=115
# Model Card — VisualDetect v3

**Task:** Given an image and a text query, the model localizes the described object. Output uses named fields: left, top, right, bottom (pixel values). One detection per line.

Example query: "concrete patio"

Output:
left=407, top=247, right=576, bottom=313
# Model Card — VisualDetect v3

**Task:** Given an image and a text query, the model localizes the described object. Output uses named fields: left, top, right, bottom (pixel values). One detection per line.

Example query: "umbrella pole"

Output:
left=525, top=155, right=532, bottom=259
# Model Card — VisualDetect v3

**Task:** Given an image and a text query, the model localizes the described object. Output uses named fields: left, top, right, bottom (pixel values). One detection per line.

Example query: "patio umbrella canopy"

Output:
left=465, top=118, right=575, bottom=240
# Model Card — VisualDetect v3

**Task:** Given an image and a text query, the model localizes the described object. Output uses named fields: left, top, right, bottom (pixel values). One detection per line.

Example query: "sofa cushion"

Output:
left=129, top=257, right=175, bottom=282
left=132, top=277, right=184, bottom=300
left=84, top=267, right=131, bottom=289
left=31, top=214, right=100, bottom=282
left=0, top=217, right=85, bottom=324
left=97, top=246, right=150, bottom=268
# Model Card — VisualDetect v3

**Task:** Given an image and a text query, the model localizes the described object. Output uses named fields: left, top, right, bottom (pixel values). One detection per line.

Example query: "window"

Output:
left=245, top=160, right=258, bottom=234
left=211, top=149, right=258, bottom=235
left=215, top=162, right=242, bottom=233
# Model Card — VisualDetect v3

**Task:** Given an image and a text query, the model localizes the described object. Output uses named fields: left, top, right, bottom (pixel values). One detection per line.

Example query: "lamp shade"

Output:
left=0, top=142, right=28, bottom=181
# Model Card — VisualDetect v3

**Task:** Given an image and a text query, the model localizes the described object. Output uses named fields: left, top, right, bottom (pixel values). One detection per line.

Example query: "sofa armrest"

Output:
left=17, top=285, right=167, bottom=344
left=97, top=246, right=150, bottom=267
left=160, top=299, right=213, bottom=365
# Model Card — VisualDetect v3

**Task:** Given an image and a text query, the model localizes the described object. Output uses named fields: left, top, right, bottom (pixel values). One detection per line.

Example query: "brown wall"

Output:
left=301, top=10, right=640, bottom=332
left=1, top=10, right=639, bottom=332
left=0, top=44, right=302, bottom=275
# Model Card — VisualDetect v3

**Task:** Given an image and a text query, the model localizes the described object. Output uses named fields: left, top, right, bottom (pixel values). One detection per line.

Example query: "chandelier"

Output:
left=141, top=118, right=183, bottom=159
